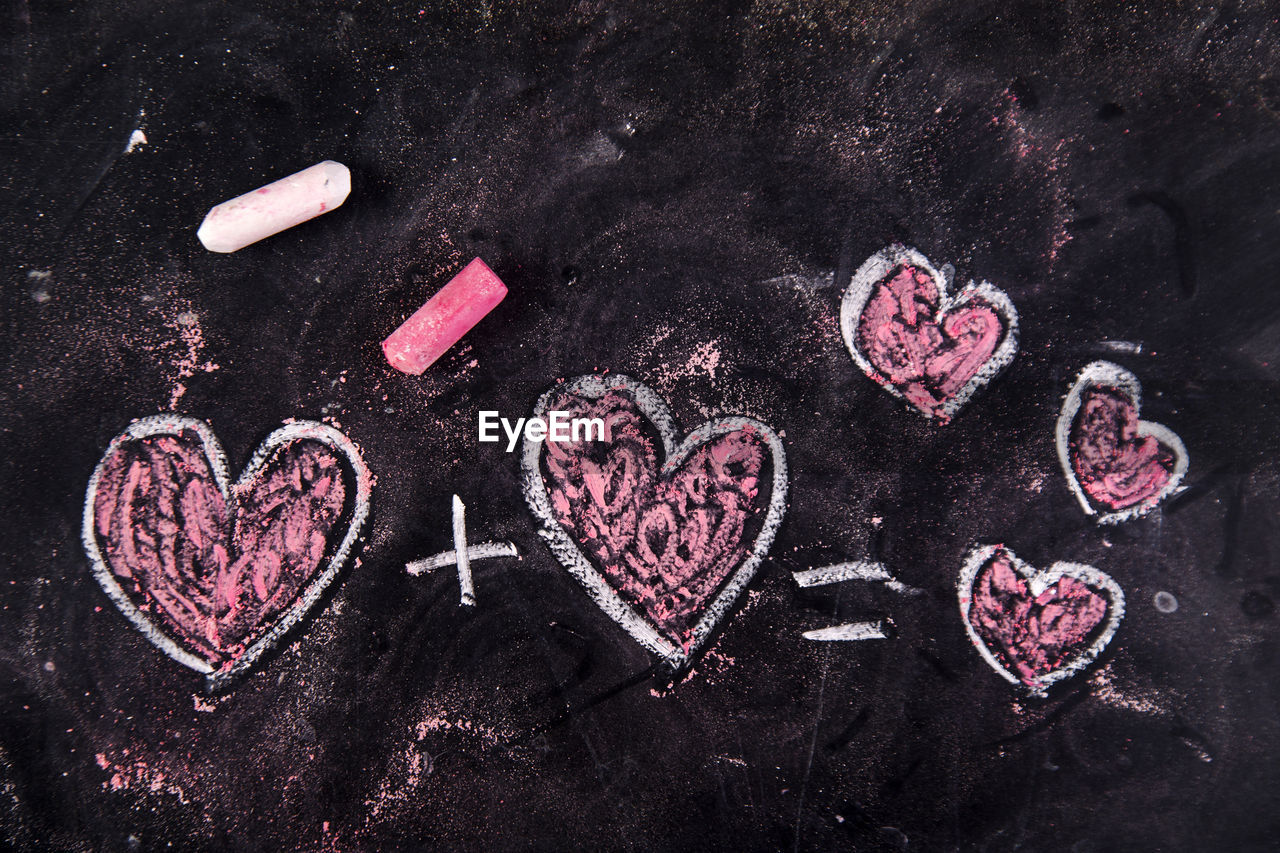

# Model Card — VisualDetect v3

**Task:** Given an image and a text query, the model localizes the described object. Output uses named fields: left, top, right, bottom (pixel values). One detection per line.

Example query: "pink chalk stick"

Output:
left=382, top=258, right=508, bottom=375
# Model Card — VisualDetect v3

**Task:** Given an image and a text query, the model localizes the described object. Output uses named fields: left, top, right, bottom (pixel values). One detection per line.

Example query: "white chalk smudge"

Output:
left=1089, top=666, right=1170, bottom=716
left=124, top=129, right=147, bottom=153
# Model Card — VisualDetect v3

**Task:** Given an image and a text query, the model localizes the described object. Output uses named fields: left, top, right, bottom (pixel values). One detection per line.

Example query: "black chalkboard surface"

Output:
left=4, top=1, right=1280, bottom=850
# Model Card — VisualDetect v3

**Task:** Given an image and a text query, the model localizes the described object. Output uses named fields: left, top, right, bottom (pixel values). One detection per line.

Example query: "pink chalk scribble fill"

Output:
left=541, top=389, right=769, bottom=649
left=958, top=545, right=1125, bottom=695
left=1069, top=387, right=1175, bottom=511
left=840, top=245, right=1019, bottom=423
left=856, top=264, right=1004, bottom=419
left=94, top=432, right=343, bottom=661
left=1055, top=361, right=1188, bottom=524
left=969, top=551, right=1105, bottom=681
left=83, top=417, right=372, bottom=687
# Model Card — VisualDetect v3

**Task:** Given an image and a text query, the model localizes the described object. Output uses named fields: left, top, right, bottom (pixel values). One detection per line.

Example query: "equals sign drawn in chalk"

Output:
left=794, top=560, right=916, bottom=643
left=382, top=257, right=508, bottom=375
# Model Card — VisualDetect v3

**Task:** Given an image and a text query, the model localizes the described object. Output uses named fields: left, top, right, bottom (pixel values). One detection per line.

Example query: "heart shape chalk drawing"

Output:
left=840, top=244, right=1019, bottom=423
left=82, top=416, right=371, bottom=690
left=521, top=375, right=788, bottom=672
left=1056, top=361, right=1188, bottom=524
left=958, top=544, right=1124, bottom=696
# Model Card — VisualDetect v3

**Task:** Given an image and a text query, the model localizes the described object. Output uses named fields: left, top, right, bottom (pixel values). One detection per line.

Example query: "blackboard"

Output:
left=4, top=1, right=1280, bottom=849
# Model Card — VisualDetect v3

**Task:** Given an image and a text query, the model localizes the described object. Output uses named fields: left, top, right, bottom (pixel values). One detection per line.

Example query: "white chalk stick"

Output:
left=197, top=160, right=351, bottom=253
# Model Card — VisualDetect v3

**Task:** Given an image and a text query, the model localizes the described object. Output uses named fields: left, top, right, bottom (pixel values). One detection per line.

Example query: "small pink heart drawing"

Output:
left=521, top=375, right=788, bottom=671
left=1056, top=361, right=1188, bottom=524
left=840, top=244, right=1019, bottom=422
left=82, top=416, right=371, bottom=689
left=958, top=545, right=1124, bottom=695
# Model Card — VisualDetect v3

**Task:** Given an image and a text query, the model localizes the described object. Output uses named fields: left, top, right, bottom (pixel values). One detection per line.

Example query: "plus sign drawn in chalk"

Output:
left=406, top=495, right=519, bottom=606
left=793, top=560, right=921, bottom=641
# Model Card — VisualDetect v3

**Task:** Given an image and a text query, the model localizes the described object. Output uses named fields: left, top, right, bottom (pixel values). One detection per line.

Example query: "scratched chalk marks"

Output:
left=1056, top=361, right=1188, bottom=524
left=82, top=416, right=372, bottom=689
left=958, top=545, right=1124, bottom=696
left=521, top=375, right=788, bottom=671
left=840, top=244, right=1019, bottom=423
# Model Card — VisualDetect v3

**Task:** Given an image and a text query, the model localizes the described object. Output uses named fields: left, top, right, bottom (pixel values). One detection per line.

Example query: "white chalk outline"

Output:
left=1055, top=361, right=1189, bottom=525
left=521, top=374, right=789, bottom=672
left=802, top=621, right=889, bottom=642
left=957, top=544, right=1125, bottom=697
left=839, top=244, right=1020, bottom=422
left=82, top=415, right=372, bottom=690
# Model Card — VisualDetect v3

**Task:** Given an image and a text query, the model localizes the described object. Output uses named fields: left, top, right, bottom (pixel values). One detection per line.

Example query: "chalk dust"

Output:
left=1089, top=664, right=1171, bottom=716
left=94, top=750, right=190, bottom=804
left=363, top=684, right=522, bottom=820
left=164, top=308, right=221, bottom=409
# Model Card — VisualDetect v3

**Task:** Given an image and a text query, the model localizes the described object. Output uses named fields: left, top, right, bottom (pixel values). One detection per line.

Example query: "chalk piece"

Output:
left=196, top=160, right=351, bottom=253
left=382, top=258, right=508, bottom=375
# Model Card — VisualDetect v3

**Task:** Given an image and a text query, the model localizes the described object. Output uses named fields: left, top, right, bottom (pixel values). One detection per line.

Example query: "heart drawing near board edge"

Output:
left=840, top=244, right=1020, bottom=423
left=521, top=375, right=788, bottom=672
left=1056, top=361, right=1188, bottom=524
left=82, top=416, right=372, bottom=690
left=958, top=544, right=1125, bottom=696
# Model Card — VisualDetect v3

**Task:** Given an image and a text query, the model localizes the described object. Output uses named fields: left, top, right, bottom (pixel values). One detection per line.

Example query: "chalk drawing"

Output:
left=801, top=621, right=890, bottom=642
left=793, top=560, right=916, bottom=641
left=793, top=560, right=891, bottom=586
left=792, top=560, right=920, bottom=594
left=82, top=416, right=371, bottom=690
left=521, top=374, right=788, bottom=672
left=1056, top=361, right=1188, bottom=524
left=452, top=495, right=474, bottom=606
left=840, top=244, right=1019, bottom=423
left=406, top=544, right=519, bottom=573
left=405, top=495, right=520, bottom=606
left=958, top=544, right=1124, bottom=696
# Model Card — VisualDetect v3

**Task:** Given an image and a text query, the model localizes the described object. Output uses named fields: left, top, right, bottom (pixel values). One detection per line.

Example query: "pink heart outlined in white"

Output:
left=82, top=415, right=372, bottom=690
left=958, top=544, right=1125, bottom=697
left=1056, top=361, right=1189, bottom=525
left=840, top=244, right=1020, bottom=423
left=520, top=374, right=789, bottom=673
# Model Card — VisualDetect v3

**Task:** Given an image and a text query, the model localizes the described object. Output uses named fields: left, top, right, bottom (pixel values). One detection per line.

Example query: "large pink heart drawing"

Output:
left=82, top=416, right=371, bottom=689
left=521, top=375, right=788, bottom=671
left=1056, top=361, right=1188, bottom=524
left=840, top=244, right=1019, bottom=422
left=958, top=545, right=1124, bottom=695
